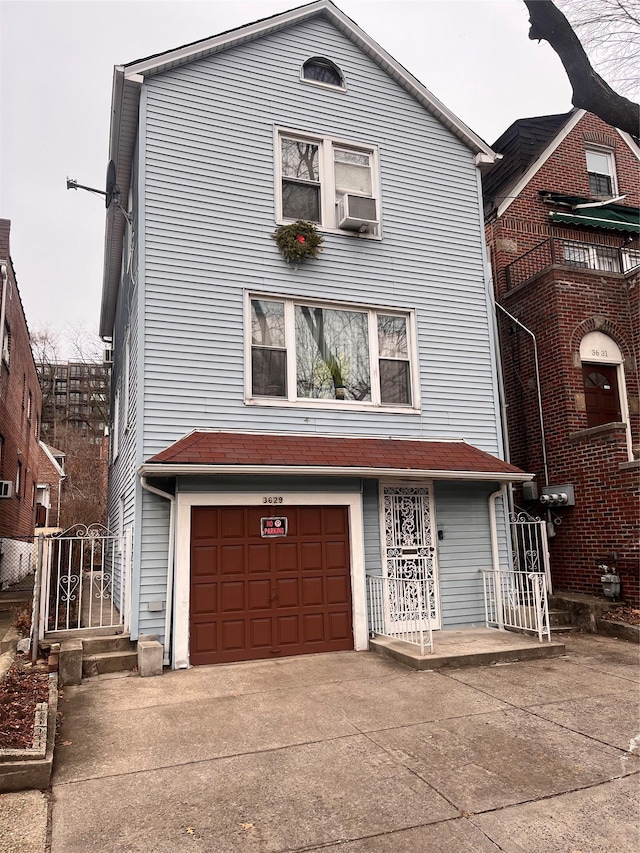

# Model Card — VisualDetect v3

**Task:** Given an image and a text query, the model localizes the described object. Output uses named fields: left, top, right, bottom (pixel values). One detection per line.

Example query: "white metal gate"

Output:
left=510, top=509, right=551, bottom=593
left=382, top=485, right=440, bottom=630
left=37, top=524, right=131, bottom=639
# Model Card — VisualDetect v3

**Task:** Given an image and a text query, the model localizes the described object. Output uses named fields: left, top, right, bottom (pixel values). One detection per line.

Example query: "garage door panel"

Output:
left=303, top=613, right=325, bottom=642
left=190, top=505, right=353, bottom=665
left=275, top=577, right=299, bottom=608
left=250, top=618, right=272, bottom=648
left=301, top=576, right=323, bottom=606
left=325, top=540, right=349, bottom=569
left=220, top=581, right=244, bottom=612
left=329, top=610, right=351, bottom=640
left=248, top=579, right=271, bottom=610
left=219, top=508, right=245, bottom=538
left=192, top=546, right=217, bottom=577
left=326, top=574, right=350, bottom=605
left=191, top=507, right=217, bottom=539
left=192, top=581, right=217, bottom=615
left=277, top=614, right=301, bottom=645
left=221, top=619, right=245, bottom=651
left=247, top=543, right=270, bottom=573
left=299, top=506, right=322, bottom=536
left=219, top=544, right=246, bottom=575
left=300, top=541, right=322, bottom=570
left=274, top=542, right=297, bottom=572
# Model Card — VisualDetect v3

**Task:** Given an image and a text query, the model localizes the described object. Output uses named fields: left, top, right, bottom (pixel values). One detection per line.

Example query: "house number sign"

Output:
left=260, top=517, right=288, bottom=537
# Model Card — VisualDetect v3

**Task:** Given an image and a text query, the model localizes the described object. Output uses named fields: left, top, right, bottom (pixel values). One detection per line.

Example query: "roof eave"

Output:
left=138, top=462, right=532, bottom=482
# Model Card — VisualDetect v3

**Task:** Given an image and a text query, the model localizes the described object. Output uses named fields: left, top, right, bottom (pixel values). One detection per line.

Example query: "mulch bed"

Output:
left=600, top=605, right=640, bottom=626
left=0, top=660, right=49, bottom=750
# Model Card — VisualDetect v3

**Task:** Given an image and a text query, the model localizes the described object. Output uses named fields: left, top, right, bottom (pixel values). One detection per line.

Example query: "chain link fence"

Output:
left=0, top=533, right=37, bottom=590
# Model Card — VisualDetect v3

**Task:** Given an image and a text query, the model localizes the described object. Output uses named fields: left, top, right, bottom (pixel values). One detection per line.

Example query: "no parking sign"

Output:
left=260, top=517, right=288, bottom=537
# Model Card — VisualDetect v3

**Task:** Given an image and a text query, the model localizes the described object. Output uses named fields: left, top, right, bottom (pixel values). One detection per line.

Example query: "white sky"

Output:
left=0, top=0, right=574, bottom=346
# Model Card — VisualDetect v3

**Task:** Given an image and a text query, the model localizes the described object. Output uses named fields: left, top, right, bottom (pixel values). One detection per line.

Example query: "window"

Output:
left=585, top=149, right=617, bottom=197
left=249, top=295, right=417, bottom=409
left=277, top=130, right=379, bottom=233
left=27, top=390, right=32, bottom=421
left=301, top=57, right=345, bottom=89
left=16, top=460, right=22, bottom=498
left=563, top=241, right=621, bottom=273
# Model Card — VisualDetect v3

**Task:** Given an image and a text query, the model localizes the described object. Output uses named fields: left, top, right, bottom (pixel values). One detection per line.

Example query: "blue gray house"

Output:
left=100, top=0, right=531, bottom=669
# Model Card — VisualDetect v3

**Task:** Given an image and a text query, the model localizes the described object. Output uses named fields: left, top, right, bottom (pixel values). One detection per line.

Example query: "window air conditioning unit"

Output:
left=103, top=348, right=113, bottom=366
left=337, top=194, right=378, bottom=232
left=0, top=481, right=14, bottom=499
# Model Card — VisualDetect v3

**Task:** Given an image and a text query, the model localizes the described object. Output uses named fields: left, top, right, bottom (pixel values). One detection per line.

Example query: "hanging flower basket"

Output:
left=272, top=220, right=324, bottom=267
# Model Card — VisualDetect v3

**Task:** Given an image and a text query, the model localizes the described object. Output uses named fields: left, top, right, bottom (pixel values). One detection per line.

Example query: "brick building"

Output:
left=38, top=360, right=110, bottom=447
left=0, top=219, right=42, bottom=587
left=484, top=110, right=640, bottom=605
left=35, top=442, right=65, bottom=531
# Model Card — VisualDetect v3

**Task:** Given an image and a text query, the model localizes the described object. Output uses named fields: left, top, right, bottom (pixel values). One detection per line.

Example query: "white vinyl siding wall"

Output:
left=140, top=18, right=501, bottom=457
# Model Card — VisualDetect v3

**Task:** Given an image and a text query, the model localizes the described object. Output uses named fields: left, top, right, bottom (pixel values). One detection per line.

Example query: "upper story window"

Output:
left=277, top=130, right=380, bottom=235
left=2, top=323, right=10, bottom=368
left=585, top=148, right=617, bottom=197
left=301, top=57, right=345, bottom=89
left=248, top=295, right=417, bottom=410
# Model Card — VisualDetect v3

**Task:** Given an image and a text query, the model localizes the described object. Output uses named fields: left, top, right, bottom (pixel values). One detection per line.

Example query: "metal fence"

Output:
left=481, top=569, right=551, bottom=642
left=37, top=524, right=131, bottom=638
left=367, top=574, right=434, bottom=655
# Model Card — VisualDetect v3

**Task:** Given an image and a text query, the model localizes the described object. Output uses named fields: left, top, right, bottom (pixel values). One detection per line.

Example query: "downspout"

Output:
left=0, top=264, right=8, bottom=374
left=488, top=484, right=507, bottom=629
left=495, top=303, right=549, bottom=488
left=140, top=476, right=175, bottom=667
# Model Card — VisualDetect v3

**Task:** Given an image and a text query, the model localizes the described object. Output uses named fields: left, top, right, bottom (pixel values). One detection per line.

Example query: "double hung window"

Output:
left=585, top=149, right=617, bottom=197
left=249, top=296, right=416, bottom=409
left=277, top=130, right=379, bottom=232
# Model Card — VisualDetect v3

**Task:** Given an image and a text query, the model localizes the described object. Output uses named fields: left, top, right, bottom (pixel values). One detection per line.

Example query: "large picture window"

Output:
left=249, top=296, right=417, bottom=409
left=277, top=129, right=379, bottom=233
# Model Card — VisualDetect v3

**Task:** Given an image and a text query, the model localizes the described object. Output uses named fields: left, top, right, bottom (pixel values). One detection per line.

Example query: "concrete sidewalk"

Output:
left=5, top=632, right=639, bottom=852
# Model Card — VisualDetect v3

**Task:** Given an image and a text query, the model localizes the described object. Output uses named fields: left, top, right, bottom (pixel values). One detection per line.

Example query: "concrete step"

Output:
left=550, top=624, right=579, bottom=634
left=548, top=608, right=572, bottom=627
left=82, top=650, right=138, bottom=677
left=81, top=634, right=135, bottom=655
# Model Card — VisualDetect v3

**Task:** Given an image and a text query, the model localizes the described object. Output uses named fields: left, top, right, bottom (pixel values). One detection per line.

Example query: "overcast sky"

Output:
left=0, top=0, right=574, bottom=349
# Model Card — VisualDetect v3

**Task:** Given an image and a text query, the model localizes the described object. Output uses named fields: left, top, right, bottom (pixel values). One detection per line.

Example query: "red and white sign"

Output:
left=260, top=517, right=288, bottom=537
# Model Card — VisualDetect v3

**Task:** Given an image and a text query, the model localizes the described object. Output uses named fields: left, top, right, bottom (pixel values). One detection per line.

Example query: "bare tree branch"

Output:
left=524, top=0, right=640, bottom=135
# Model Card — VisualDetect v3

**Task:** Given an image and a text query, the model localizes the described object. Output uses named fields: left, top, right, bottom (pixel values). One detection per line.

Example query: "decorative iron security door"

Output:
left=382, top=485, right=440, bottom=630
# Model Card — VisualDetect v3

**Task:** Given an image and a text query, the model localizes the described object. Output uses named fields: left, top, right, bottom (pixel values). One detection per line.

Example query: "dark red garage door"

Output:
left=190, top=505, right=353, bottom=665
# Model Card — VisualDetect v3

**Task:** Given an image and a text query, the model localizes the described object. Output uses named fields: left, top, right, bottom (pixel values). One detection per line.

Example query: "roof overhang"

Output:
left=99, top=0, right=496, bottom=337
left=138, top=462, right=532, bottom=483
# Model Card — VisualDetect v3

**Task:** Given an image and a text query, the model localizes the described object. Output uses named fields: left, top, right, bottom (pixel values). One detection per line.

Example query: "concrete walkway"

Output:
left=11, top=633, right=640, bottom=852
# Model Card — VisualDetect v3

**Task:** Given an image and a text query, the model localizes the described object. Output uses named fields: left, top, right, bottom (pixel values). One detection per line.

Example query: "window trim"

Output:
left=585, top=146, right=618, bottom=197
left=299, top=57, right=347, bottom=92
left=274, top=126, right=382, bottom=239
left=245, top=291, right=420, bottom=413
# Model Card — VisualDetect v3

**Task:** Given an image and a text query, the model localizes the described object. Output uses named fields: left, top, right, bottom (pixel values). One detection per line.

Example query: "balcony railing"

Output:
left=505, top=237, right=640, bottom=290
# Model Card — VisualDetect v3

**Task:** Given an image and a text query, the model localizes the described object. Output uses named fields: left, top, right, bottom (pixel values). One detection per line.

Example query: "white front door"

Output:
left=382, top=484, right=440, bottom=630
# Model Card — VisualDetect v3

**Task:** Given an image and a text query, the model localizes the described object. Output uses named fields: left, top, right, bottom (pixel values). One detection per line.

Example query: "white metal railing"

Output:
left=510, top=510, right=552, bottom=593
left=367, top=575, right=433, bottom=655
left=481, top=569, right=551, bottom=642
left=38, top=525, right=131, bottom=639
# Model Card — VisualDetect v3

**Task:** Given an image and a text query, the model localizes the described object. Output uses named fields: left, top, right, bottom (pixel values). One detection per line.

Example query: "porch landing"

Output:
left=370, top=627, right=565, bottom=670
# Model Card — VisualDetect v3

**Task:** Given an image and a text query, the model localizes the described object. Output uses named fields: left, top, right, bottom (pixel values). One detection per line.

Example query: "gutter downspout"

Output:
left=140, top=476, right=175, bottom=667
left=495, top=303, right=549, bottom=488
left=488, top=484, right=507, bottom=629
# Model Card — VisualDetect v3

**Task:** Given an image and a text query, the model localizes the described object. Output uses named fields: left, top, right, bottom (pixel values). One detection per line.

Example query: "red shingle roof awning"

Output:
left=139, top=431, right=531, bottom=482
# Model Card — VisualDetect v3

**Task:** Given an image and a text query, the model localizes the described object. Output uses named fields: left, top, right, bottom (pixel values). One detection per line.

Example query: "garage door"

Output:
left=190, top=505, right=353, bottom=665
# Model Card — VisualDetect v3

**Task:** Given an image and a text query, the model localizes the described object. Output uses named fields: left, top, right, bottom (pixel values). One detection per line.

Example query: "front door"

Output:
left=382, top=485, right=440, bottom=630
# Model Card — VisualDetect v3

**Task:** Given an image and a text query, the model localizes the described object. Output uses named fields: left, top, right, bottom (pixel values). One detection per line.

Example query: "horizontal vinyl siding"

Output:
left=434, top=481, right=502, bottom=629
left=362, top=480, right=382, bottom=577
left=140, top=16, right=500, bottom=457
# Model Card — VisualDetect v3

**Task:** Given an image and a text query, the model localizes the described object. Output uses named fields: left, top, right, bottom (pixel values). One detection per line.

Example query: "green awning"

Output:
left=550, top=208, right=639, bottom=233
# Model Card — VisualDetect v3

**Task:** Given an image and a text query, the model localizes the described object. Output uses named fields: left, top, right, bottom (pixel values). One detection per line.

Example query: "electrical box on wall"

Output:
left=522, top=481, right=538, bottom=502
left=540, top=484, right=575, bottom=507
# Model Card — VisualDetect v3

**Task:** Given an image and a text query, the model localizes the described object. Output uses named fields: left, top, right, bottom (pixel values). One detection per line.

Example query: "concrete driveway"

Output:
left=49, top=633, right=639, bottom=852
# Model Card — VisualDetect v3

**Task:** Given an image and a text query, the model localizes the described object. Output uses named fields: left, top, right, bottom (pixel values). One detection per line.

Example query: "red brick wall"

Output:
left=0, top=219, right=42, bottom=538
left=37, top=445, right=64, bottom=528
left=487, top=114, right=640, bottom=605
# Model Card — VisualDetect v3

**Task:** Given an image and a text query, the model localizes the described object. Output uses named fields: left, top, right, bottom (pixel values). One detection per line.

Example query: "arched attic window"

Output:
left=301, top=57, right=345, bottom=89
